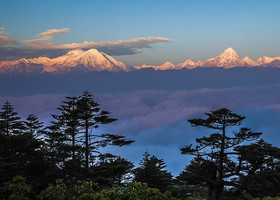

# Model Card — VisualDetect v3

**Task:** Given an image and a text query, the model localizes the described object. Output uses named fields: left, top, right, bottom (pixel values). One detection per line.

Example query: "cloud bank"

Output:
left=1, top=84, right=280, bottom=175
left=23, top=29, right=171, bottom=50
left=2, top=84, right=280, bottom=137
left=0, top=28, right=18, bottom=46
left=0, top=27, right=171, bottom=60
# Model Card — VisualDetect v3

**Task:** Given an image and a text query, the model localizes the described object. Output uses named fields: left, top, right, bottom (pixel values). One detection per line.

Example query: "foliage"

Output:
left=45, top=91, right=134, bottom=177
left=1, top=99, right=280, bottom=199
left=180, top=108, right=262, bottom=200
left=134, top=151, right=173, bottom=192
left=38, top=179, right=175, bottom=200
left=169, top=181, right=208, bottom=200
left=38, top=178, right=99, bottom=200
left=236, top=139, right=280, bottom=197
left=97, top=182, right=175, bottom=200
left=0, top=102, right=50, bottom=191
left=91, top=154, right=134, bottom=187
left=0, top=176, right=32, bottom=200
left=0, top=101, right=23, bottom=135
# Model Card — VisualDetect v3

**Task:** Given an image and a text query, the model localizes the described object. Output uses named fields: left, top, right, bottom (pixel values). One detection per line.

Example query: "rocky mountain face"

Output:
left=0, top=47, right=280, bottom=74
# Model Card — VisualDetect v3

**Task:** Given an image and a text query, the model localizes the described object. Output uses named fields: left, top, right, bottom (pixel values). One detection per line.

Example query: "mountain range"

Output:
left=0, top=47, right=280, bottom=74
left=135, top=48, right=280, bottom=70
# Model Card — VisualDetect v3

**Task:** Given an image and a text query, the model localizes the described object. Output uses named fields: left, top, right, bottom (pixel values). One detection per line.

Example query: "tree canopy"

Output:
left=180, top=108, right=262, bottom=200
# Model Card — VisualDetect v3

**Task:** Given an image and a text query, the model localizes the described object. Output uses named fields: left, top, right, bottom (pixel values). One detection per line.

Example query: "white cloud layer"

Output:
left=23, top=28, right=69, bottom=44
left=0, top=28, right=19, bottom=46
left=22, top=28, right=171, bottom=51
left=0, top=27, right=171, bottom=58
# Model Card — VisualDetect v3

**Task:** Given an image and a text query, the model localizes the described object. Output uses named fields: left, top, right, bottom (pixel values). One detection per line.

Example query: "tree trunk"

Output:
left=215, top=120, right=226, bottom=199
left=210, top=184, right=223, bottom=200
left=72, top=129, right=76, bottom=177
left=85, top=118, right=89, bottom=169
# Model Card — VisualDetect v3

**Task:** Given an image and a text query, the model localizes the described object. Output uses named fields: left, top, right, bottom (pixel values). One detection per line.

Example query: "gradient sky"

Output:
left=1, top=0, right=280, bottom=65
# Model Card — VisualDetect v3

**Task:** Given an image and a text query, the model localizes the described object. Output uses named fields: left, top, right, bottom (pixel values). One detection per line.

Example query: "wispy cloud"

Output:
left=23, top=28, right=69, bottom=44
left=21, top=28, right=171, bottom=55
left=0, top=28, right=171, bottom=59
left=0, top=28, right=19, bottom=46
left=2, top=85, right=280, bottom=135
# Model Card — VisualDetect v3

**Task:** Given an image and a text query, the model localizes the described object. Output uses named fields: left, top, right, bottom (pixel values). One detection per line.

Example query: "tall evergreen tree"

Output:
left=0, top=101, right=25, bottom=183
left=0, top=103, right=49, bottom=192
left=77, top=91, right=133, bottom=169
left=0, top=101, right=24, bottom=135
left=44, top=120, right=71, bottom=180
left=91, top=154, right=134, bottom=187
left=47, top=92, right=134, bottom=178
left=134, top=151, right=173, bottom=192
left=177, top=157, right=217, bottom=198
left=24, top=114, right=44, bottom=137
left=235, top=139, right=280, bottom=197
left=181, top=108, right=262, bottom=200
left=50, top=96, right=82, bottom=177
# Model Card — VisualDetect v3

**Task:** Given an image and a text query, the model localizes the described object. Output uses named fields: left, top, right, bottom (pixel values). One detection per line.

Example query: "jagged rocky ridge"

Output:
left=0, top=47, right=280, bottom=74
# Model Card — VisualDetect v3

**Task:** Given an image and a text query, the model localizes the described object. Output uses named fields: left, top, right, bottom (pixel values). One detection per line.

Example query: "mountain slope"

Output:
left=135, top=61, right=176, bottom=71
left=0, top=48, right=129, bottom=74
left=136, top=47, right=280, bottom=70
left=199, top=47, right=246, bottom=68
left=1, top=47, right=280, bottom=74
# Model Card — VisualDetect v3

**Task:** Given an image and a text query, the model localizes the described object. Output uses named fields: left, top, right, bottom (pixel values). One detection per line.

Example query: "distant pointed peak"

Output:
left=183, top=59, right=195, bottom=64
left=222, top=47, right=238, bottom=54
left=85, top=48, right=100, bottom=54
left=162, top=61, right=174, bottom=65
left=218, top=47, right=239, bottom=59
left=66, top=48, right=84, bottom=56
left=225, top=47, right=235, bottom=52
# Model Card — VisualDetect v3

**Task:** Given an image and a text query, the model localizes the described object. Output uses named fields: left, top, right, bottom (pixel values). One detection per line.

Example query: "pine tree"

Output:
left=134, top=151, right=173, bottom=192
left=24, top=114, right=44, bottom=137
left=0, top=101, right=24, bottom=135
left=47, top=92, right=134, bottom=178
left=0, top=103, right=49, bottom=192
left=235, top=139, right=280, bottom=197
left=91, top=154, right=134, bottom=187
left=50, top=96, right=82, bottom=177
left=181, top=108, right=262, bottom=200
left=44, top=119, right=71, bottom=179
left=77, top=91, right=133, bottom=169
left=0, top=101, right=25, bottom=183
left=177, top=157, right=217, bottom=198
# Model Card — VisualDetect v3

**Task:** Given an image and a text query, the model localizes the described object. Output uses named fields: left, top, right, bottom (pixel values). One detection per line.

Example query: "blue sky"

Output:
left=1, top=0, right=280, bottom=65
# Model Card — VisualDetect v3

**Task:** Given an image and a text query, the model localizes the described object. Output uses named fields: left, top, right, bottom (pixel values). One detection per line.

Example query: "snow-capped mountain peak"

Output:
left=200, top=47, right=245, bottom=68
left=176, top=59, right=196, bottom=69
left=0, top=48, right=129, bottom=74
left=156, top=62, right=175, bottom=70
left=1, top=47, right=280, bottom=74
left=216, top=47, right=240, bottom=61
left=54, top=48, right=129, bottom=72
left=223, top=47, right=237, bottom=54
left=66, top=48, right=85, bottom=56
